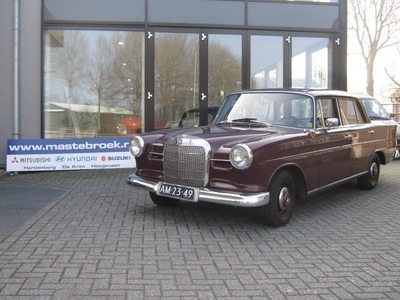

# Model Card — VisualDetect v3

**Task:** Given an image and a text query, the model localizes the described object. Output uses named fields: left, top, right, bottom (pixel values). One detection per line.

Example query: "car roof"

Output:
left=233, top=88, right=360, bottom=99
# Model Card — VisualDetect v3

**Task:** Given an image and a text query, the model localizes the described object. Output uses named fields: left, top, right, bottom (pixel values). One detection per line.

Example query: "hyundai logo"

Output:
left=55, top=156, right=65, bottom=162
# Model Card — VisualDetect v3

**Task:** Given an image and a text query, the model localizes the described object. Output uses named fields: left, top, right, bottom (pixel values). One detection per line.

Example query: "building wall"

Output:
left=20, top=0, right=42, bottom=139
left=0, top=0, right=345, bottom=167
left=0, top=0, right=14, bottom=167
left=0, top=0, right=42, bottom=167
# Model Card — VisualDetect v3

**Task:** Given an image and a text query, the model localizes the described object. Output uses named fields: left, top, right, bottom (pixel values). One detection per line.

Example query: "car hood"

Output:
left=145, top=124, right=301, bottom=153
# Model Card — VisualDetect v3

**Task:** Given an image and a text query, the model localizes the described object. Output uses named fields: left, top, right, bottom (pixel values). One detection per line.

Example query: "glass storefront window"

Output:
left=154, top=32, right=199, bottom=129
left=208, top=34, right=242, bottom=106
left=291, top=37, right=331, bottom=89
left=251, top=35, right=283, bottom=88
left=44, top=30, right=144, bottom=138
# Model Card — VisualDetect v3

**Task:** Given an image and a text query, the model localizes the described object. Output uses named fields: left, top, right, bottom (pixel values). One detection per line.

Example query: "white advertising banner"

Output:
left=6, top=137, right=136, bottom=172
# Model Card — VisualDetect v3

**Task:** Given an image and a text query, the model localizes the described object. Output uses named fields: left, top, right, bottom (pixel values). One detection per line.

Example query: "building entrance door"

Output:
left=145, top=30, right=336, bottom=131
left=152, top=32, right=199, bottom=129
left=207, top=33, right=242, bottom=107
left=291, top=36, right=333, bottom=89
left=146, top=30, right=243, bottom=131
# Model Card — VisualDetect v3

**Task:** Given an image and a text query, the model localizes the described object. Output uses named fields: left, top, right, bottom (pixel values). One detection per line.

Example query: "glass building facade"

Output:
left=0, top=0, right=346, bottom=165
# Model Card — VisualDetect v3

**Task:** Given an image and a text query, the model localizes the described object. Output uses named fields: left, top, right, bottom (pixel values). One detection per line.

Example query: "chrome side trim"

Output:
left=127, top=174, right=269, bottom=207
left=307, top=171, right=367, bottom=197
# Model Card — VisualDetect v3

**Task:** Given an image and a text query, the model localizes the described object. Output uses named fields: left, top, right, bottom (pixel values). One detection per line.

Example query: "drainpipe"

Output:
left=13, top=0, right=20, bottom=140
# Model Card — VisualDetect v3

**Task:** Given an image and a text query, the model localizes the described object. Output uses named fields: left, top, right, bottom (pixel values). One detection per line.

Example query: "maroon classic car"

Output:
left=127, top=89, right=397, bottom=226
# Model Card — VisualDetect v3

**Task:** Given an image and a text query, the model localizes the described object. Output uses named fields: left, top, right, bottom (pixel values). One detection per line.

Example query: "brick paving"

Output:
left=0, top=162, right=399, bottom=299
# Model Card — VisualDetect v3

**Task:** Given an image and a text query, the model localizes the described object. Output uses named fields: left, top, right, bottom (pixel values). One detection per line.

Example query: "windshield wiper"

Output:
left=229, top=118, right=270, bottom=126
left=217, top=118, right=271, bottom=126
left=232, top=118, right=258, bottom=122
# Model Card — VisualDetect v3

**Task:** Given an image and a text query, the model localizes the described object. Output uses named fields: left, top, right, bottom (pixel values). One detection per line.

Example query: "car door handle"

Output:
left=368, top=130, right=374, bottom=134
left=344, top=134, right=352, bottom=139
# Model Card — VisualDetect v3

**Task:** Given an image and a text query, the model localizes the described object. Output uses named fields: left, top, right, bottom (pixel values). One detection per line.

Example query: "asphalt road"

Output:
left=0, top=180, right=65, bottom=244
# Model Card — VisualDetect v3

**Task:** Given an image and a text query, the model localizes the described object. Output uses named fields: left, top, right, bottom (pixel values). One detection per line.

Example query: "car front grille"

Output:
left=163, top=136, right=211, bottom=187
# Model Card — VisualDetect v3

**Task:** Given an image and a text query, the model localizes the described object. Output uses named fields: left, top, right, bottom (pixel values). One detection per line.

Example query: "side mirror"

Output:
left=325, top=118, right=339, bottom=128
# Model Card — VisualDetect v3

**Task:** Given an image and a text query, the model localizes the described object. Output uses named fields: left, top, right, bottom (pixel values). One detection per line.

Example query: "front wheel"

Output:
left=149, top=192, right=180, bottom=207
left=357, top=154, right=380, bottom=190
left=263, top=170, right=296, bottom=227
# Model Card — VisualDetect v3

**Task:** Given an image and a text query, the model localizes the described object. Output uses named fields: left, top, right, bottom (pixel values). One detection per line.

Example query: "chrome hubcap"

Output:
left=278, top=186, right=291, bottom=211
left=370, top=162, right=378, bottom=180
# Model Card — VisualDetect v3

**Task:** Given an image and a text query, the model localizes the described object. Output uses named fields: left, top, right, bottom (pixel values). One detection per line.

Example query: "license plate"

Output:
left=157, top=182, right=198, bottom=202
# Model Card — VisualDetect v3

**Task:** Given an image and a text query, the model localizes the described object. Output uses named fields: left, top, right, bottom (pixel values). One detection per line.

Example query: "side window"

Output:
left=316, top=98, right=340, bottom=127
left=339, top=99, right=355, bottom=124
left=338, top=98, right=367, bottom=124
left=355, top=101, right=368, bottom=123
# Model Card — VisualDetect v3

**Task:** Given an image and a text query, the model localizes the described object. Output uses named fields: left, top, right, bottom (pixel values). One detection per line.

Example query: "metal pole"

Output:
left=13, top=0, right=20, bottom=140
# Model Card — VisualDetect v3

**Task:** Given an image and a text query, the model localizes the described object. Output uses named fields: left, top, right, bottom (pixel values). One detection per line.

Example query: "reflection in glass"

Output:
left=154, top=33, right=199, bottom=128
left=43, top=30, right=144, bottom=138
left=176, top=106, right=219, bottom=128
left=208, top=34, right=242, bottom=106
left=251, top=35, right=283, bottom=88
left=291, top=37, right=330, bottom=89
left=214, top=93, right=314, bottom=129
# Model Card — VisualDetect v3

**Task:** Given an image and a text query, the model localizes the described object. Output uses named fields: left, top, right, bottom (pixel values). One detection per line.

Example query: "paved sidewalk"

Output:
left=0, top=163, right=399, bottom=299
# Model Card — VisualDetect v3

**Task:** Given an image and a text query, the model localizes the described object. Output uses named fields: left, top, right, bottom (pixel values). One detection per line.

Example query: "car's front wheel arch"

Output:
left=268, top=165, right=307, bottom=198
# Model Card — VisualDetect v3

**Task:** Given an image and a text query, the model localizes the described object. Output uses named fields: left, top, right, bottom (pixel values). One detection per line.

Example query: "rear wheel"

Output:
left=357, top=153, right=380, bottom=190
left=264, top=170, right=295, bottom=227
left=149, top=192, right=180, bottom=206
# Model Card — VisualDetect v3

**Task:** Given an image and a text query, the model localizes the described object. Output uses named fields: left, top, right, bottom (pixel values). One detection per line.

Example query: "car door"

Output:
left=314, top=98, right=353, bottom=187
left=338, top=97, right=376, bottom=175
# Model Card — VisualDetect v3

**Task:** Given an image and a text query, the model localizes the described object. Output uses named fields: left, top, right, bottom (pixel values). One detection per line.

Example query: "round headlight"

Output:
left=229, top=144, right=253, bottom=169
left=129, top=136, right=144, bottom=157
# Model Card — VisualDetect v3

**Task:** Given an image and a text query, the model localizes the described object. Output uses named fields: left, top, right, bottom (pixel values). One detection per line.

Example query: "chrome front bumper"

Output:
left=126, top=174, right=269, bottom=207
left=394, top=149, right=400, bottom=159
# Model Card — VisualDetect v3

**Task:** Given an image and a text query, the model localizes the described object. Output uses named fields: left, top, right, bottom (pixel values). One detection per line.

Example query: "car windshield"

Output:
left=362, top=98, right=391, bottom=120
left=178, top=106, right=219, bottom=127
left=213, top=92, right=315, bottom=129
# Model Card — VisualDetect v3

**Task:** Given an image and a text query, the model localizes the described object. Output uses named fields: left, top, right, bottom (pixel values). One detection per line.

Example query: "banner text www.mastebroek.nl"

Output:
left=6, top=137, right=136, bottom=172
